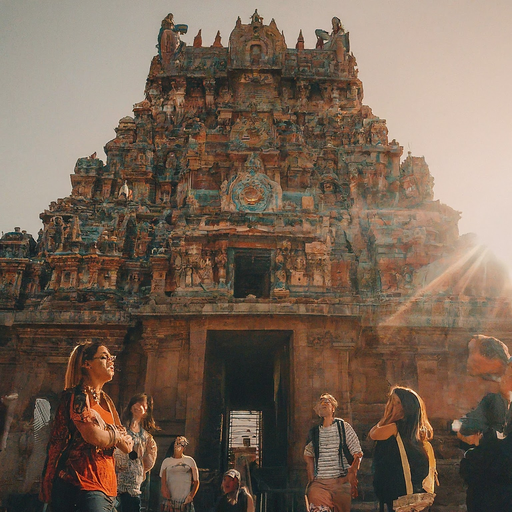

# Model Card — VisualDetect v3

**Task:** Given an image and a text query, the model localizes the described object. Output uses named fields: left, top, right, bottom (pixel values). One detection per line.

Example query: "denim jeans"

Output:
left=51, top=478, right=115, bottom=512
left=117, top=492, right=141, bottom=512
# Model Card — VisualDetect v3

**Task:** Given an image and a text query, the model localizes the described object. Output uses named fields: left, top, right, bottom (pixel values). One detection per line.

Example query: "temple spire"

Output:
left=296, top=29, right=304, bottom=50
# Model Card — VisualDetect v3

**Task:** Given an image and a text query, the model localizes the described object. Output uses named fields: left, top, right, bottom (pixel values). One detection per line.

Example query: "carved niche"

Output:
left=228, top=11, right=286, bottom=69
left=220, top=153, right=282, bottom=213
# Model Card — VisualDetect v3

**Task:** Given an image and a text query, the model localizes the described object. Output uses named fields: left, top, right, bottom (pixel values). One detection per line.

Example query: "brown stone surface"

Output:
left=0, top=10, right=511, bottom=509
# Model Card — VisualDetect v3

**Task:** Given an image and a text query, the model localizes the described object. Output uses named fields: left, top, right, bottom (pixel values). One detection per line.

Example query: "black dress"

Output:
left=460, top=435, right=512, bottom=512
left=372, top=435, right=429, bottom=512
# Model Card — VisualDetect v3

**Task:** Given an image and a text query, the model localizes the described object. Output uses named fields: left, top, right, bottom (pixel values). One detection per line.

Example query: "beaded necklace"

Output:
left=85, top=385, right=103, bottom=405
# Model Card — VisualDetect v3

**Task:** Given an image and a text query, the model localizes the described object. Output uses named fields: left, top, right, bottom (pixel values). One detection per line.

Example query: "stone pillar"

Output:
left=383, top=355, right=399, bottom=388
left=416, top=353, right=440, bottom=416
left=150, top=255, right=169, bottom=294
left=141, top=320, right=190, bottom=423
left=333, top=345, right=353, bottom=422
left=185, top=318, right=208, bottom=456
left=140, top=337, right=160, bottom=397
left=290, top=325, right=309, bottom=473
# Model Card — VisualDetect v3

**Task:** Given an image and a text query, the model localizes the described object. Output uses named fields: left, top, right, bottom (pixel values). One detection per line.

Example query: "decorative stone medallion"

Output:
left=221, top=153, right=282, bottom=212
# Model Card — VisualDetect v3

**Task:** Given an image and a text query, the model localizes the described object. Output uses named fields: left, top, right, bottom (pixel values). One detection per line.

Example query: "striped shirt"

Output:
left=304, top=419, right=362, bottom=479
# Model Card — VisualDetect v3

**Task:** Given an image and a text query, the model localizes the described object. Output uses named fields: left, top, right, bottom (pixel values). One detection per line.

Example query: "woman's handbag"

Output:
left=392, top=433, right=437, bottom=512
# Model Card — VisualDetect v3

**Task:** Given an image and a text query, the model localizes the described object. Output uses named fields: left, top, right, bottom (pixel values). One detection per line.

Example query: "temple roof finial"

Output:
left=296, top=29, right=304, bottom=50
left=211, top=30, right=223, bottom=48
left=251, top=10, right=263, bottom=24
left=193, top=29, right=202, bottom=48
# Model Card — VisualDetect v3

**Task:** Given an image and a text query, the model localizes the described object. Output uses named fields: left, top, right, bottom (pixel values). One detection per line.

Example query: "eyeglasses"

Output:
left=92, top=355, right=116, bottom=362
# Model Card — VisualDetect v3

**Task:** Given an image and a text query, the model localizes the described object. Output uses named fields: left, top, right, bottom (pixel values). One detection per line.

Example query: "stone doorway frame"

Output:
left=184, top=315, right=357, bottom=475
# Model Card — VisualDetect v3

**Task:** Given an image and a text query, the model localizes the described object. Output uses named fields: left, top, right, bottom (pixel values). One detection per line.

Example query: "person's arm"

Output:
left=342, top=421, right=364, bottom=498
left=457, top=431, right=483, bottom=446
left=369, top=422, right=397, bottom=441
left=161, top=468, right=171, bottom=500
left=142, top=433, right=158, bottom=473
left=73, top=420, right=133, bottom=452
left=304, top=454, right=315, bottom=483
left=246, top=490, right=255, bottom=512
left=70, top=395, right=133, bottom=453
left=304, top=440, right=316, bottom=483
left=115, top=426, right=134, bottom=454
left=0, top=394, right=18, bottom=451
left=347, top=452, right=363, bottom=498
left=184, top=462, right=200, bottom=504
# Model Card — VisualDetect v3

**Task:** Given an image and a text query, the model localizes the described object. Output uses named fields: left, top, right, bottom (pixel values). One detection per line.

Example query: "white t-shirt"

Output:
left=160, top=455, right=198, bottom=503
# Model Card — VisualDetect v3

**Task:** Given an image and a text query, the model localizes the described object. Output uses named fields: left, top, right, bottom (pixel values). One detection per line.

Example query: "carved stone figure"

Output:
left=158, top=13, right=188, bottom=67
left=315, top=16, right=350, bottom=61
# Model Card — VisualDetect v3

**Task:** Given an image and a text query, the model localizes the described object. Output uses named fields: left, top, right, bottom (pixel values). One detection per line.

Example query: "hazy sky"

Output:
left=1, top=0, right=511, bottom=274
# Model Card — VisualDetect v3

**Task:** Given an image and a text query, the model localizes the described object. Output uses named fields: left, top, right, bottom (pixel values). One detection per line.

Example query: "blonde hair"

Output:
left=64, top=341, right=102, bottom=389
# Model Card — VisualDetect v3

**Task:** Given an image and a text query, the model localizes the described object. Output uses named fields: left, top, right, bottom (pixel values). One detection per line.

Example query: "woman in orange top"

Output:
left=40, top=341, right=133, bottom=512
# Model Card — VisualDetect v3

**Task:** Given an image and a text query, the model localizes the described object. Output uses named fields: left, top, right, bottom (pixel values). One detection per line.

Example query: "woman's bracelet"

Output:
left=106, top=424, right=118, bottom=448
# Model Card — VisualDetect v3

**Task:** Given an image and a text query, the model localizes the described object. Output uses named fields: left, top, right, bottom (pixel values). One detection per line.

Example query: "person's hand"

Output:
left=380, top=401, right=396, bottom=426
left=117, top=431, right=134, bottom=452
left=184, top=494, right=193, bottom=505
left=348, top=471, right=358, bottom=498
left=457, top=431, right=483, bottom=446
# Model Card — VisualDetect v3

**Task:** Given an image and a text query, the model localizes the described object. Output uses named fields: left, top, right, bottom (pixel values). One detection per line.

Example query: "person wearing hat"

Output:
left=304, top=393, right=363, bottom=512
left=216, top=468, right=255, bottom=512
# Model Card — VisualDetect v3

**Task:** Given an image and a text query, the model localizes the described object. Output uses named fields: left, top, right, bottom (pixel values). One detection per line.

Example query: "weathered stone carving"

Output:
left=220, top=153, right=282, bottom=213
left=158, top=13, right=188, bottom=68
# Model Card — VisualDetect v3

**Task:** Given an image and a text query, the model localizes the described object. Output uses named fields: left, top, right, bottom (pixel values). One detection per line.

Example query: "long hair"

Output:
left=64, top=341, right=103, bottom=390
left=122, top=393, right=160, bottom=434
left=392, top=386, right=433, bottom=443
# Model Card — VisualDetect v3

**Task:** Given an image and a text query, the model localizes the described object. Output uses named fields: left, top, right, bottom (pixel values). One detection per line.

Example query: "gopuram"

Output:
left=0, top=11, right=511, bottom=510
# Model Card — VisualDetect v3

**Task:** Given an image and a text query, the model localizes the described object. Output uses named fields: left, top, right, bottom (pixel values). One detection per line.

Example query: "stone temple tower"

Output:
left=0, top=11, right=510, bottom=509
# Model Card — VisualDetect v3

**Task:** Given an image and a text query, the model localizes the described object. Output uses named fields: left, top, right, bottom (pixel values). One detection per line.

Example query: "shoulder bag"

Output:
left=392, top=432, right=437, bottom=512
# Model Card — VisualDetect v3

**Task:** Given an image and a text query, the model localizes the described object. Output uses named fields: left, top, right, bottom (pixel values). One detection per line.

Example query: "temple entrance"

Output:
left=198, top=330, right=291, bottom=489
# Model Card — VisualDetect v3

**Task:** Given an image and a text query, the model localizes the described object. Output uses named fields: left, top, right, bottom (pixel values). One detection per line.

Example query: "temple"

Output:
left=0, top=11, right=511, bottom=510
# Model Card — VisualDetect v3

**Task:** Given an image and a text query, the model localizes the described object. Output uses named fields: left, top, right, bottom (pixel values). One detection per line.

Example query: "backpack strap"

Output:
left=422, top=440, right=439, bottom=492
left=336, top=419, right=354, bottom=471
left=396, top=432, right=413, bottom=495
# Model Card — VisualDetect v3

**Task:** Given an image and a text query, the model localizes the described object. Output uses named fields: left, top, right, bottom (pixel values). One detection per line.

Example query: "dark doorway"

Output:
left=233, top=249, right=271, bottom=298
left=198, top=330, right=291, bottom=489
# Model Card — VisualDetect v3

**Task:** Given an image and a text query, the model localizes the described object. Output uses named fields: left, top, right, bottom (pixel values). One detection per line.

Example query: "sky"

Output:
left=1, top=0, right=511, bottom=274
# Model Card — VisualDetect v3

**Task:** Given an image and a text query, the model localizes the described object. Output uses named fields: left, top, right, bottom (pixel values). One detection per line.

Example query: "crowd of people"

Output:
left=38, top=335, right=512, bottom=512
